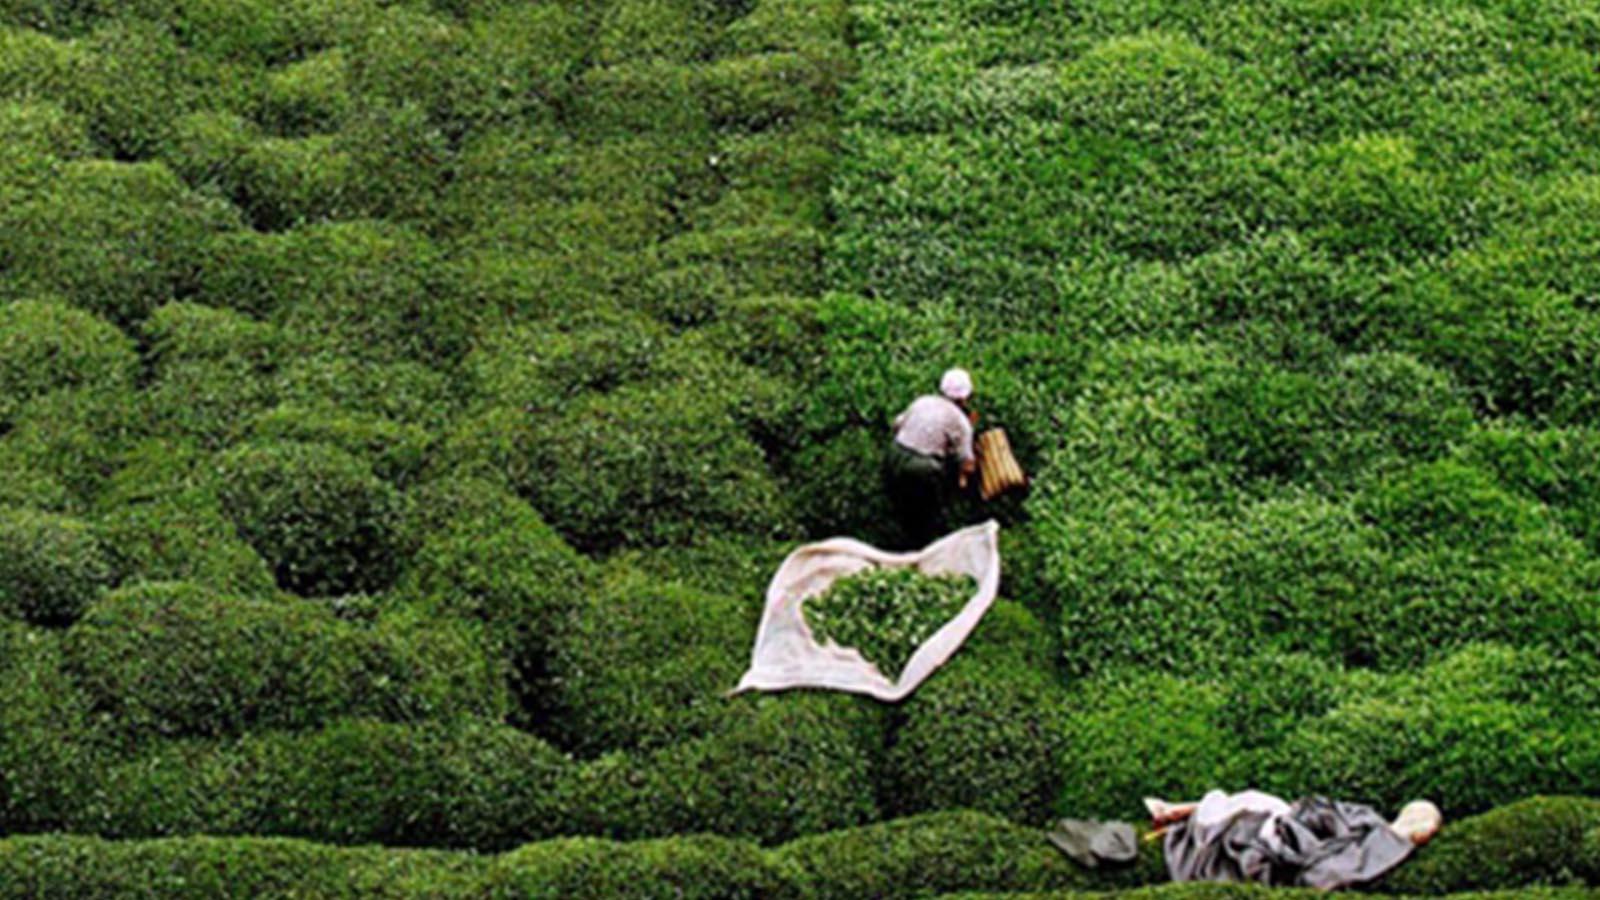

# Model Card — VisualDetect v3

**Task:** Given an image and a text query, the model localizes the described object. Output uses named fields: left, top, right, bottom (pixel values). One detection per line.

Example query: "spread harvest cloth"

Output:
left=732, top=521, right=1001, bottom=701
left=1163, top=790, right=1415, bottom=890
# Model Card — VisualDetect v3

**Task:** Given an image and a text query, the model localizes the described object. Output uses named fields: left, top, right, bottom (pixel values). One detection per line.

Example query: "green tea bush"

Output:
left=882, top=657, right=1064, bottom=822
left=250, top=405, right=429, bottom=486
left=212, top=440, right=402, bottom=596
left=275, top=354, right=457, bottom=430
left=91, top=438, right=277, bottom=595
left=506, top=382, right=789, bottom=552
left=569, top=693, right=884, bottom=845
left=1376, top=796, right=1600, bottom=894
left=1466, top=424, right=1600, bottom=553
left=483, top=834, right=792, bottom=900
left=576, top=61, right=709, bottom=140
left=1266, top=696, right=1579, bottom=815
left=465, top=310, right=669, bottom=404
left=595, top=0, right=714, bottom=66
left=773, top=809, right=1153, bottom=900
left=1353, top=460, right=1600, bottom=665
left=136, top=302, right=282, bottom=447
left=0, top=506, right=112, bottom=627
left=195, top=222, right=468, bottom=363
left=0, top=159, right=236, bottom=325
left=1055, top=670, right=1246, bottom=819
left=0, top=386, right=146, bottom=503
left=70, top=20, right=195, bottom=159
left=397, top=475, right=593, bottom=717
left=80, top=717, right=570, bottom=849
left=334, top=100, right=448, bottom=223
left=543, top=568, right=749, bottom=755
left=258, top=48, right=350, bottom=136
left=0, top=298, right=135, bottom=425
left=0, top=100, right=88, bottom=172
left=62, top=581, right=506, bottom=740
left=0, top=622, right=101, bottom=832
left=0, top=832, right=489, bottom=900
left=701, top=51, right=836, bottom=132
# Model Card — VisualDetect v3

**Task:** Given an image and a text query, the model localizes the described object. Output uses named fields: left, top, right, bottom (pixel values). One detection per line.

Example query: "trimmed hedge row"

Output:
left=61, top=581, right=507, bottom=741
left=11, top=797, right=1599, bottom=898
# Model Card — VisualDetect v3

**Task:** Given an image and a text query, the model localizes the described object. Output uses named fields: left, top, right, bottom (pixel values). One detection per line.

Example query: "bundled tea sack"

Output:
left=732, top=520, right=1000, bottom=701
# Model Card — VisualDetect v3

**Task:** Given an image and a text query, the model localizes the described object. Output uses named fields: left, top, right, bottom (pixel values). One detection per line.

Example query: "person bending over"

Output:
left=884, top=368, right=977, bottom=548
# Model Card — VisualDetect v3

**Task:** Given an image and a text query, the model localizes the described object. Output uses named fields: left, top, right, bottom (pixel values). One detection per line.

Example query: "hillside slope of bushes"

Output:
left=3, top=0, right=1600, bottom=894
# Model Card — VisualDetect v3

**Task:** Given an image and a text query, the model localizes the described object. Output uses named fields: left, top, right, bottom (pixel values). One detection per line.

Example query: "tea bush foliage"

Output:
left=3, top=0, right=1600, bottom=893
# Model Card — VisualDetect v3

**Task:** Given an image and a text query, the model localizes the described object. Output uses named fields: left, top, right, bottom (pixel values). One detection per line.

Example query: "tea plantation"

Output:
left=1, top=0, right=1599, bottom=895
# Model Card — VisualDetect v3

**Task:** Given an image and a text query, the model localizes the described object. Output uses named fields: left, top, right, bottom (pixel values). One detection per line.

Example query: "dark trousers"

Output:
left=883, top=441, right=955, bottom=549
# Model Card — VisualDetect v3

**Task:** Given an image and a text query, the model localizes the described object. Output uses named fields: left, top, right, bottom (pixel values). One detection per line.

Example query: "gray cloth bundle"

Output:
left=1164, top=793, right=1414, bottom=890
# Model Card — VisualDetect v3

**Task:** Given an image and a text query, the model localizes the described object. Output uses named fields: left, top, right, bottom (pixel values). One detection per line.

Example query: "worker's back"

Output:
left=893, top=394, right=973, bottom=462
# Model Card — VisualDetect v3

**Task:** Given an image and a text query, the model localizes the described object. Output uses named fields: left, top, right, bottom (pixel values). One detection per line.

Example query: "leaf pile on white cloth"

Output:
left=732, top=520, right=1001, bottom=702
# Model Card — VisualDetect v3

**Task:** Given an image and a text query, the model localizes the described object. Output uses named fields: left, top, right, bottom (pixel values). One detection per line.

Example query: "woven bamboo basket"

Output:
left=974, top=428, right=1026, bottom=501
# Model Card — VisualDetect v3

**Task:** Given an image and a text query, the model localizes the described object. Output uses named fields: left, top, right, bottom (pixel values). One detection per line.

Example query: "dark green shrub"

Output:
left=1353, top=460, right=1600, bottom=665
left=250, top=405, right=430, bottom=486
left=0, top=622, right=101, bottom=832
left=0, top=159, right=237, bottom=326
left=212, top=440, right=402, bottom=596
left=70, top=20, right=195, bottom=159
left=259, top=48, right=350, bottom=135
left=465, top=310, right=669, bottom=404
left=483, top=834, right=793, bottom=900
left=1266, top=696, right=1581, bottom=816
left=1218, top=652, right=1353, bottom=750
left=142, top=301, right=280, bottom=372
left=605, top=533, right=791, bottom=603
left=80, top=717, right=570, bottom=849
left=501, top=382, right=788, bottom=552
left=0, top=386, right=146, bottom=502
left=659, top=224, right=823, bottom=297
left=163, top=0, right=382, bottom=65
left=275, top=354, right=457, bottom=430
left=0, top=100, right=88, bottom=170
left=0, top=24, right=82, bottom=97
left=137, top=302, right=282, bottom=447
left=92, top=439, right=277, bottom=594
left=594, top=0, right=714, bottom=66
left=1375, top=796, right=1600, bottom=894
left=0, top=505, right=112, bottom=627
left=398, top=475, right=593, bottom=718
left=455, top=4, right=585, bottom=126
left=0, top=832, right=488, bottom=900
left=703, top=295, right=823, bottom=380
left=334, top=100, right=448, bottom=223
left=701, top=51, right=836, bottom=132
left=1057, top=30, right=1235, bottom=154
left=62, top=581, right=505, bottom=740
left=543, top=567, right=749, bottom=755
left=0, top=298, right=135, bottom=425
left=568, top=693, right=884, bottom=844
left=195, top=222, right=468, bottom=364
left=883, top=657, right=1064, bottom=823
left=774, top=809, right=1157, bottom=900
left=0, top=465, right=72, bottom=513
left=575, top=61, right=708, bottom=140
left=1466, top=424, right=1600, bottom=553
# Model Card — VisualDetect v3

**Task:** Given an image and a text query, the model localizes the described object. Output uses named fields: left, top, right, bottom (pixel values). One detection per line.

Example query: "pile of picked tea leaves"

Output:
left=803, top=567, right=974, bottom=680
